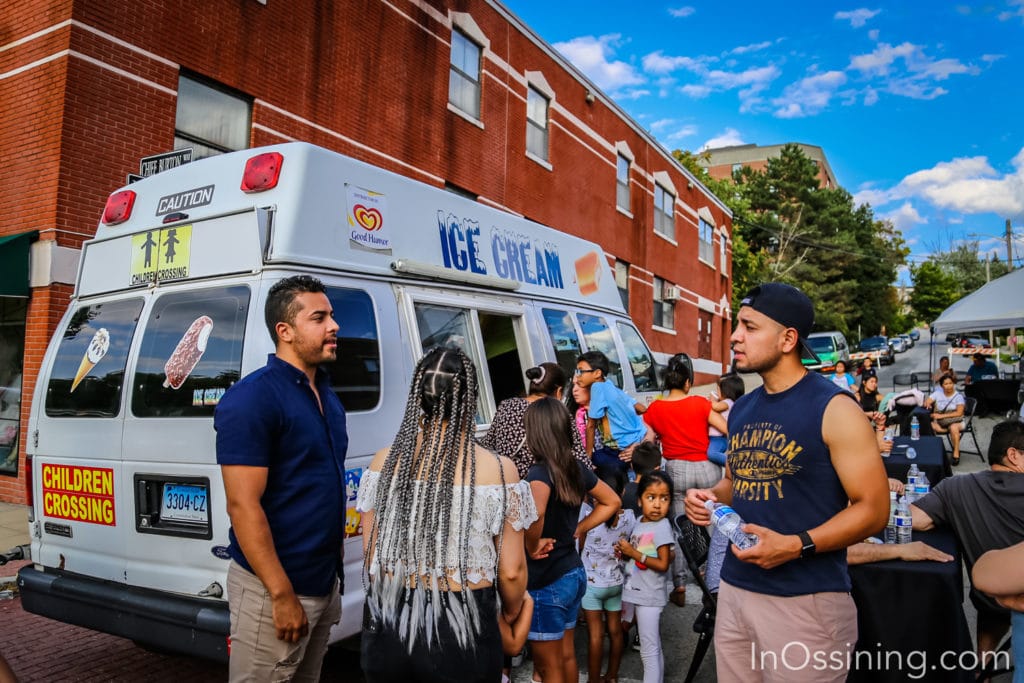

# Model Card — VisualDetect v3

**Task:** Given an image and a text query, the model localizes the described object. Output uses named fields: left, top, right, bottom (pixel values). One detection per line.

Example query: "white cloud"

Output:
left=649, top=119, right=676, bottom=133
left=680, top=83, right=712, bottom=98
left=880, top=202, right=926, bottom=233
left=868, top=28, right=880, bottom=41
left=835, top=8, right=881, bottom=28
left=553, top=35, right=645, bottom=92
left=701, top=128, right=746, bottom=150
left=642, top=51, right=705, bottom=74
left=666, top=125, right=699, bottom=141
left=668, top=6, right=696, bottom=18
left=771, top=70, right=848, bottom=118
left=729, top=41, right=773, bottom=55
left=889, top=149, right=1024, bottom=218
left=863, top=86, right=879, bottom=105
left=849, top=42, right=918, bottom=76
left=981, top=54, right=1005, bottom=63
left=704, top=65, right=781, bottom=89
left=998, top=0, right=1024, bottom=22
left=848, top=42, right=979, bottom=101
left=852, top=186, right=892, bottom=207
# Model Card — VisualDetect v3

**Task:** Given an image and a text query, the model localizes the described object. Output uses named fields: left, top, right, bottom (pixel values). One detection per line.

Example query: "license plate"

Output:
left=160, top=483, right=208, bottom=524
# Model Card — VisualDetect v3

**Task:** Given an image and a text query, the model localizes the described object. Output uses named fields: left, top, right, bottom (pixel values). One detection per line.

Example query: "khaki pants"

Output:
left=715, top=580, right=857, bottom=683
left=227, top=560, right=341, bottom=683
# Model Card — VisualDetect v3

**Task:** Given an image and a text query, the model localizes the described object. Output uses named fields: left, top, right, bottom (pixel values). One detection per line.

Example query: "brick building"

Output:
left=0, top=0, right=733, bottom=503
left=701, top=142, right=839, bottom=190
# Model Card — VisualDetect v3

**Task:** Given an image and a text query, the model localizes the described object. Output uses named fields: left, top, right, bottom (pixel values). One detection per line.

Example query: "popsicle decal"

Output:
left=71, top=328, right=110, bottom=392
left=163, top=316, right=214, bottom=389
left=353, top=205, right=383, bottom=231
left=574, top=251, right=602, bottom=297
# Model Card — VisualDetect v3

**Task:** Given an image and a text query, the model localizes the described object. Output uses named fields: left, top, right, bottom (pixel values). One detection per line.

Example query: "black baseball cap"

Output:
left=739, top=283, right=820, bottom=363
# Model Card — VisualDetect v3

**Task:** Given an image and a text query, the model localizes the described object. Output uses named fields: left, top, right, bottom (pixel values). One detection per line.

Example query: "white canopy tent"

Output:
left=931, top=267, right=1024, bottom=334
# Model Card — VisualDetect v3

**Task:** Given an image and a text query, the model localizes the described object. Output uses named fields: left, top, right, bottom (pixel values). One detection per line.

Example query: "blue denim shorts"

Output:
left=528, top=566, right=587, bottom=641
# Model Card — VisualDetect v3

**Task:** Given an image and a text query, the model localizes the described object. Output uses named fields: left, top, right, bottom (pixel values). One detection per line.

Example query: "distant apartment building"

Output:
left=700, top=143, right=839, bottom=189
left=0, top=0, right=733, bottom=503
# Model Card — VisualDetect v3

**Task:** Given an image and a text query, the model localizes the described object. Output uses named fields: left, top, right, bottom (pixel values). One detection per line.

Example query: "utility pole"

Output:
left=1007, top=219, right=1015, bottom=271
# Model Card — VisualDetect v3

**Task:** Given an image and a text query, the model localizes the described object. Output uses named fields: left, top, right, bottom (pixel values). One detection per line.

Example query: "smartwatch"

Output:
left=798, top=530, right=816, bottom=559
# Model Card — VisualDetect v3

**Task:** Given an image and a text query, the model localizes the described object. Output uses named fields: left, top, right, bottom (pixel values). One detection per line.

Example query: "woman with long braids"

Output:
left=356, top=347, right=538, bottom=682
left=524, top=397, right=619, bottom=683
left=480, top=362, right=591, bottom=479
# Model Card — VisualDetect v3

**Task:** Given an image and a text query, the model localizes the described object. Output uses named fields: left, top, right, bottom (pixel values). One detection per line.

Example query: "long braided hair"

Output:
left=365, top=346, right=484, bottom=650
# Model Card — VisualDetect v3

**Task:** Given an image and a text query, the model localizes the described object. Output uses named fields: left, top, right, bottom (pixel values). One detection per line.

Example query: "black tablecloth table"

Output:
left=884, top=435, right=949, bottom=485
left=849, top=529, right=973, bottom=682
left=965, top=379, right=1022, bottom=415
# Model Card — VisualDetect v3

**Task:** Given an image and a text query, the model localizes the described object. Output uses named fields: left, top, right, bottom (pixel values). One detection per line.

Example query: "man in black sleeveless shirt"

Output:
left=685, top=283, right=890, bottom=683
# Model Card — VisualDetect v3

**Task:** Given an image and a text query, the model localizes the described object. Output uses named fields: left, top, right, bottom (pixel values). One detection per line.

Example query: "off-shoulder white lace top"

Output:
left=356, top=469, right=538, bottom=585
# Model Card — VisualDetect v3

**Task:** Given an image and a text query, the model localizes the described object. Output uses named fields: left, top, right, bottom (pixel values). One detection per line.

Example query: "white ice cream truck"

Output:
left=18, top=142, right=661, bottom=660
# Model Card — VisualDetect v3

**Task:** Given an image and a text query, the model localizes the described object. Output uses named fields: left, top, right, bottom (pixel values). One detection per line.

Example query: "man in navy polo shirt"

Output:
left=215, top=275, right=348, bottom=682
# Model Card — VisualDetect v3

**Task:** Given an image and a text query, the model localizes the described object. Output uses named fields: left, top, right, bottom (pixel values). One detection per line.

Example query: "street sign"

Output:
left=139, top=148, right=193, bottom=178
left=126, top=173, right=143, bottom=184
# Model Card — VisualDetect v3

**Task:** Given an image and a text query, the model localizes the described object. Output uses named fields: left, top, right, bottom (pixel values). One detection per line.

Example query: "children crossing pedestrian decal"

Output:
left=130, top=225, right=193, bottom=285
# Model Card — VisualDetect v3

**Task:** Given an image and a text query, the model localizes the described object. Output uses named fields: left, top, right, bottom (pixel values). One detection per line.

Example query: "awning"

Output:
left=0, top=230, right=39, bottom=297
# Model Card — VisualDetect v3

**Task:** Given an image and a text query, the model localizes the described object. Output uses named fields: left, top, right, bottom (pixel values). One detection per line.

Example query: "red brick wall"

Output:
left=0, top=0, right=732, bottom=502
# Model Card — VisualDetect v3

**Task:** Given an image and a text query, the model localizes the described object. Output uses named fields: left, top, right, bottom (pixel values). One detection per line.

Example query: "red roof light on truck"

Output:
left=101, top=189, right=136, bottom=225
left=240, top=152, right=283, bottom=193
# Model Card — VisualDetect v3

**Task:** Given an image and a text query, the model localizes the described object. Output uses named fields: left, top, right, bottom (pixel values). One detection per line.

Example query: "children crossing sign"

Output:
left=130, top=225, right=192, bottom=285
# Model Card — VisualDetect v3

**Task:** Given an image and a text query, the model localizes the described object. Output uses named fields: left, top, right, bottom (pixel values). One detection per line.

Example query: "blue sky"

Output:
left=501, top=1, right=1024, bottom=279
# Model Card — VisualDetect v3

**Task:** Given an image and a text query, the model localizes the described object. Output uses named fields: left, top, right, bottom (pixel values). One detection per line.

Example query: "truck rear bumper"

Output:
left=18, top=565, right=229, bottom=662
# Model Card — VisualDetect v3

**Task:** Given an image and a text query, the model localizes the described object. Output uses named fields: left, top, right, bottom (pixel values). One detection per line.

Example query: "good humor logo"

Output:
left=436, top=211, right=563, bottom=289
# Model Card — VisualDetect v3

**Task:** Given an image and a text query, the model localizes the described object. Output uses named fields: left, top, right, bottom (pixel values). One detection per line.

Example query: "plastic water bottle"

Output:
left=905, top=464, right=921, bottom=503
left=704, top=500, right=758, bottom=550
left=894, top=496, right=913, bottom=544
left=906, top=446, right=917, bottom=461
left=914, top=472, right=930, bottom=498
left=884, top=491, right=898, bottom=544
left=910, top=415, right=920, bottom=440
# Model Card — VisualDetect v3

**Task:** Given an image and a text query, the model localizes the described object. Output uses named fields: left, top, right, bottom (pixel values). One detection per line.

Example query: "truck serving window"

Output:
left=576, top=313, right=623, bottom=388
left=45, top=299, right=145, bottom=417
left=323, top=287, right=380, bottom=412
left=131, top=286, right=250, bottom=417
left=542, top=308, right=582, bottom=381
left=617, top=322, right=657, bottom=392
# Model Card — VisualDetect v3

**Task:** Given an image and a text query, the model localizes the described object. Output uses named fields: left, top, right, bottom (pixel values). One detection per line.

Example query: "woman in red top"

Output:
left=642, top=354, right=728, bottom=520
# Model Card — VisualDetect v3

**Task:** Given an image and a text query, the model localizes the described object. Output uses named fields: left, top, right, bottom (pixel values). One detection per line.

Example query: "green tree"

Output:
left=909, top=261, right=960, bottom=322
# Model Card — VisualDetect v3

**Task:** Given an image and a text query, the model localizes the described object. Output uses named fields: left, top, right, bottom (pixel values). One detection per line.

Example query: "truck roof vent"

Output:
left=241, top=152, right=283, bottom=193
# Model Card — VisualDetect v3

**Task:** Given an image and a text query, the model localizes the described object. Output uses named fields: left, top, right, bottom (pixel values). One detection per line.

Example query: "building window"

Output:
left=614, top=260, right=629, bottom=310
left=699, top=217, right=715, bottom=265
left=0, top=298, right=27, bottom=475
left=526, top=86, right=549, bottom=161
left=449, top=30, right=482, bottom=119
left=731, top=163, right=743, bottom=175
left=616, top=154, right=631, bottom=211
left=653, top=276, right=675, bottom=330
left=174, top=74, right=251, bottom=159
left=719, top=230, right=727, bottom=274
left=654, top=185, right=675, bottom=240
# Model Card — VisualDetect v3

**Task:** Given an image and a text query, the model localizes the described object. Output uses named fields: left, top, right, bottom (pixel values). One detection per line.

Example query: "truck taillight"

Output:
left=102, top=190, right=136, bottom=225
left=25, top=454, right=33, bottom=508
left=240, top=152, right=283, bottom=193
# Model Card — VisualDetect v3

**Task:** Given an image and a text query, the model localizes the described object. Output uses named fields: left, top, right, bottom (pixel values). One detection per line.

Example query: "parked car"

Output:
left=947, top=334, right=992, bottom=348
left=803, top=331, right=851, bottom=373
left=899, top=333, right=914, bottom=349
left=908, top=329, right=921, bottom=341
left=858, top=336, right=895, bottom=366
left=889, top=336, right=908, bottom=353
left=964, top=336, right=992, bottom=348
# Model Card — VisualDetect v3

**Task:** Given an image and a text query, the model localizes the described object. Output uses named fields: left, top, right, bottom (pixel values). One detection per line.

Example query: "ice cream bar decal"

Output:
left=164, top=316, right=214, bottom=389
left=71, top=328, right=110, bottom=392
left=574, top=251, right=602, bottom=297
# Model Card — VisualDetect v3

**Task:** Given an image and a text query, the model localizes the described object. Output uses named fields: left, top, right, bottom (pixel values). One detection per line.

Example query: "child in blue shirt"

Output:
left=575, top=351, right=651, bottom=476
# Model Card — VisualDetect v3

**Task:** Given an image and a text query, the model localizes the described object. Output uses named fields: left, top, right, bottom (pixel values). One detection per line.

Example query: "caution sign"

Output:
left=130, top=225, right=192, bottom=285
left=41, top=464, right=116, bottom=526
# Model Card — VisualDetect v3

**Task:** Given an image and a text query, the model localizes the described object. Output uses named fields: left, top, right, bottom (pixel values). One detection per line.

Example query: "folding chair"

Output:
left=976, top=632, right=1013, bottom=681
left=674, top=514, right=716, bottom=683
left=945, top=397, right=984, bottom=462
left=891, top=373, right=915, bottom=393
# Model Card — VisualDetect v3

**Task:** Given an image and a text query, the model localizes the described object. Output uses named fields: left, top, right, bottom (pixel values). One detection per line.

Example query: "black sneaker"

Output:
left=632, top=629, right=641, bottom=652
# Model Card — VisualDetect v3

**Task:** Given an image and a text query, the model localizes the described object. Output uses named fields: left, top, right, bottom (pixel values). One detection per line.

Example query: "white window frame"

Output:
left=448, top=29, right=482, bottom=120
left=526, top=86, right=550, bottom=163
left=719, top=229, right=728, bottom=275
left=698, top=217, right=715, bottom=266
left=652, top=276, right=675, bottom=331
left=616, top=154, right=630, bottom=212
left=174, top=73, right=251, bottom=159
left=654, top=184, right=675, bottom=241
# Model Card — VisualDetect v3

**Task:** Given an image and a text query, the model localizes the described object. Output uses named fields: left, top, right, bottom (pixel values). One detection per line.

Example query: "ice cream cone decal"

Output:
left=71, top=328, right=110, bottom=392
left=163, top=316, right=214, bottom=389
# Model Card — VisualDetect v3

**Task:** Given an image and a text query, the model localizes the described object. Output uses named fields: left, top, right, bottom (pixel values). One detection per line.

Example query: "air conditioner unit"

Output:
left=662, top=284, right=682, bottom=301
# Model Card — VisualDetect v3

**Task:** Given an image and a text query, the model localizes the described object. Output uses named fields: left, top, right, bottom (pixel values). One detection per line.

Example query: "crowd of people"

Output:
left=210, top=275, right=1021, bottom=683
